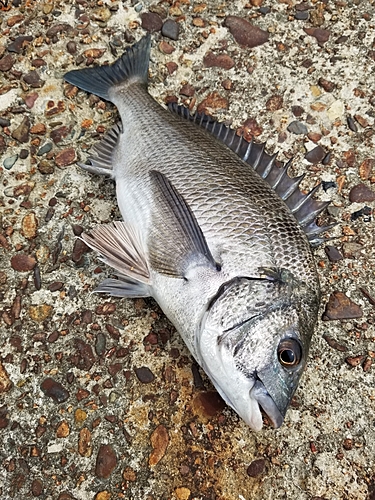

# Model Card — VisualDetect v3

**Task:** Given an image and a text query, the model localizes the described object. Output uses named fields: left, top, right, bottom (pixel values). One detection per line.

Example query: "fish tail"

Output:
left=64, top=35, right=151, bottom=101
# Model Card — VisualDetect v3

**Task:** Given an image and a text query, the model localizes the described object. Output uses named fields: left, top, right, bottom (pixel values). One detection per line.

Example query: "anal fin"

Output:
left=82, top=221, right=151, bottom=298
left=78, top=122, right=122, bottom=178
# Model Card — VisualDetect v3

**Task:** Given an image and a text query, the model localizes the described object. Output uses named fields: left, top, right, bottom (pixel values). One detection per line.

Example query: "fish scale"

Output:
left=64, top=35, right=328, bottom=431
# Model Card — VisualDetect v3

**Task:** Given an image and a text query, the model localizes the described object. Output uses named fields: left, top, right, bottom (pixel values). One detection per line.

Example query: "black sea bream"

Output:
left=64, top=35, right=330, bottom=431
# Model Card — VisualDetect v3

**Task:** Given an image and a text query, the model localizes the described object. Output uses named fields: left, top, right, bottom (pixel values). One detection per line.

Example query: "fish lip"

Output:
left=249, top=379, right=284, bottom=429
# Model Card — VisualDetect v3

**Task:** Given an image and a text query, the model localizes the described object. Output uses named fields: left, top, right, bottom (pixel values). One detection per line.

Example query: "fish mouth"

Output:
left=249, top=379, right=284, bottom=429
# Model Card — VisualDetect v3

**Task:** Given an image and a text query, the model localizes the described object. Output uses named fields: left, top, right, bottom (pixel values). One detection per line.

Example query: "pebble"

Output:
left=324, top=245, right=343, bottom=262
left=7, top=35, right=33, bottom=53
left=95, top=302, right=116, bottom=315
left=84, top=48, right=106, bottom=59
left=162, top=19, right=179, bottom=40
left=31, top=478, right=43, bottom=496
left=135, top=366, right=155, bottom=383
left=322, top=292, right=363, bottom=321
left=0, top=54, right=15, bottom=71
left=40, top=377, right=70, bottom=403
left=304, top=27, right=331, bottom=44
left=292, top=105, right=304, bottom=117
left=149, top=424, right=169, bottom=466
left=304, top=145, right=325, bottom=163
left=25, top=92, right=39, bottom=109
left=192, top=391, right=225, bottom=422
left=247, top=458, right=266, bottom=477
left=23, top=70, right=45, bottom=88
left=318, top=77, right=336, bottom=93
left=92, top=6, right=111, bottom=23
left=78, top=428, right=92, bottom=457
left=327, top=100, right=344, bottom=120
left=224, top=16, right=269, bottom=48
left=347, top=115, right=358, bottom=132
left=287, top=120, right=308, bottom=135
left=203, top=52, right=235, bottom=70
left=322, top=334, right=347, bottom=352
left=240, top=117, right=263, bottom=140
left=55, top=147, right=76, bottom=167
left=295, top=11, right=309, bottom=20
left=174, top=487, right=191, bottom=500
left=166, top=61, right=178, bottom=74
left=359, top=159, right=374, bottom=180
left=179, top=84, right=195, bottom=97
left=0, top=362, right=12, bottom=393
left=21, top=212, right=38, bottom=239
left=349, top=183, right=375, bottom=203
left=345, top=355, right=365, bottom=368
left=37, top=142, right=53, bottom=156
left=95, top=332, right=106, bottom=356
left=30, top=123, right=47, bottom=135
left=38, top=160, right=54, bottom=175
left=74, top=340, right=95, bottom=371
left=56, top=420, right=70, bottom=438
left=95, top=444, right=117, bottom=478
left=3, top=154, right=18, bottom=170
left=159, top=41, right=175, bottom=54
left=141, top=12, right=163, bottom=32
left=46, top=23, right=72, bottom=38
left=11, top=116, right=30, bottom=143
left=50, top=125, right=70, bottom=144
left=19, top=149, right=29, bottom=159
left=266, top=95, right=283, bottom=111
left=197, top=91, right=229, bottom=114
left=11, top=254, right=36, bottom=271
left=66, top=41, right=77, bottom=55
left=29, top=304, right=53, bottom=322
left=0, top=117, right=10, bottom=127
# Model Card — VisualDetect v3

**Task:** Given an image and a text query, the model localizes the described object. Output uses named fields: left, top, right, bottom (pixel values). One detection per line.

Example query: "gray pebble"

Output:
left=3, top=154, right=18, bottom=169
left=287, top=120, right=308, bottom=135
left=162, top=19, right=179, bottom=41
left=37, top=142, right=53, bottom=156
left=304, top=145, right=326, bottom=163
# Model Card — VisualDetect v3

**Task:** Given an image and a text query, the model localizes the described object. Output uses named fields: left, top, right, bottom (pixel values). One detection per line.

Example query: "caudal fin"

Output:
left=64, top=35, right=151, bottom=101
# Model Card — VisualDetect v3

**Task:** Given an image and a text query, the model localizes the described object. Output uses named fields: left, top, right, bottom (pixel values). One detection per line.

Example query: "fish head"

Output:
left=196, top=271, right=319, bottom=431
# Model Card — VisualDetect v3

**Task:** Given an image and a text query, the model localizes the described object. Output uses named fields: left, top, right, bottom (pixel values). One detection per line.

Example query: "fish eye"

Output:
left=277, top=339, right=302, bottom=368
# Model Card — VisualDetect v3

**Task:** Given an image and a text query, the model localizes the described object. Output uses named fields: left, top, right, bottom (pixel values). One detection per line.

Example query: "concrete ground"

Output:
left=0, top=0, right=374, bottom=499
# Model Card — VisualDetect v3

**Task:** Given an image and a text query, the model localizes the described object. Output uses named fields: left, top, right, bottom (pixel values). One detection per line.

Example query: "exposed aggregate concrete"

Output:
left=0, top=1, right=375, bottom=499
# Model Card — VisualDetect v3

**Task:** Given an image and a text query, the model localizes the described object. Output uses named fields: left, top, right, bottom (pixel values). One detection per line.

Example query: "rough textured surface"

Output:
left=0, top=1, right=374, bottom=500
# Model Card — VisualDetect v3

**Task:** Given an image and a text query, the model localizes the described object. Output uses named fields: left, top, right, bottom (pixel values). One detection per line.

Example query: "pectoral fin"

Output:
left=81, top=221, right=151, bottom=298
left=149, top=170, right=219, bottom=278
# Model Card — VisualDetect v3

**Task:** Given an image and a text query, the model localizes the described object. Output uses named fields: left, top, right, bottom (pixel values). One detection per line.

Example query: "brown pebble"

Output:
left=31, top=478, right=43, bottom=496
left=29, top=304, right=53, bottom=322
left=0, top=361, right=12, bottom=393
left=46, top=23, right=72, bottom=38
left=123, top=466, right=137, bottom=482
left=11, top=254, right=36, bottom=272
left=304, top=145, right=326, bottom=163
left=74, top=339, right=95, bottom=371
left=95, top=444, right=117, bottom=478
left=76, top=388, right=90, bottom=401
left=343, top=438, right=353, bottom=450
left=363, top=357, right=372, bottom=372
left=78, top=428, right=92, bottom=457
left=25, top=92, right=39, bottom=109
left=55, top=147, right=76, bottom=167
left=192, top=391, right=225, bottom=422
left=359, top=159, right=374, bottom=180
left=197, top=91, right=229, bottom=114
left=266, top=95, right=283, bottom=112
left=247, top=458, right=266, bottom=477
left=159, top=41, right=175, bottom=54
left=7, top=14, right=24, bottom=27
left=135, top=366, right=155, bottom=383
left=23, top=70, right=44, bottom=88
left=21, top=212, right=38, bottom=239
left=322, top=291, right=363, bottom=321
left=56, top=420, right=70, bottom=438
left=318, top=77, right=336, bottom=92
left=354, top=114, right=369, bottom=128
left=50, top=126, right=70, bottom=144
left=304, top=27, right=331, bottom=44
left=149, top=424, right=169, bottom=466
left=46, top=100, right=66, bottom=117
left=7, top=35, right=33, bottom=53
left=349, top=183, right=375, bottom=203
left=166, top=61, right=178, bottom=74
left=38, top=160, right=54, bottom=175
left=11, top=116, right=30, bottom=143
left=141, top=12, right=163, bottom=32
left=30, top=123, right=46, bottom=135
left=179, top=84, right=195, bottom=97
left=84, top=48, right=106, bottom=59
left=224, top=16, right=269, bottom=48
left=175, top=487, right=191, bottom=500
left=95, top=302, right=116, bottom=315
left=203, top=52, right=235, bottom=70
left=222, top=79, right=232, bottom=90
left=48, top=281, right=64, bottom=292
left=0, top=54, right=15, bottom=71
left=345, top=355, right=365, bottom=368
left=240, top=117, right=263, bottom=140
left=324, top=245, right=343, bottom=262
left=72, top=239, right=90, bottom=264
left=40, top=377, right=70, bottom=403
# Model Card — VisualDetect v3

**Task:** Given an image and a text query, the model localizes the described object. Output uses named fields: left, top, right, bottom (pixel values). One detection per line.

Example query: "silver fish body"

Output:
left=64, top=36, right=327, bottom=431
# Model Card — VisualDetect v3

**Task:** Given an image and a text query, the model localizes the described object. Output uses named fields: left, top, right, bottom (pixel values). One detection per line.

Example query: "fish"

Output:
left=64, top=35, right=331, bottom=431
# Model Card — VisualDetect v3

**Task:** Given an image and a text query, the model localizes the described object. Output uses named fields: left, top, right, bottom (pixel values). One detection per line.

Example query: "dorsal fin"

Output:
left=168, top=103, right=332, bottom=247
